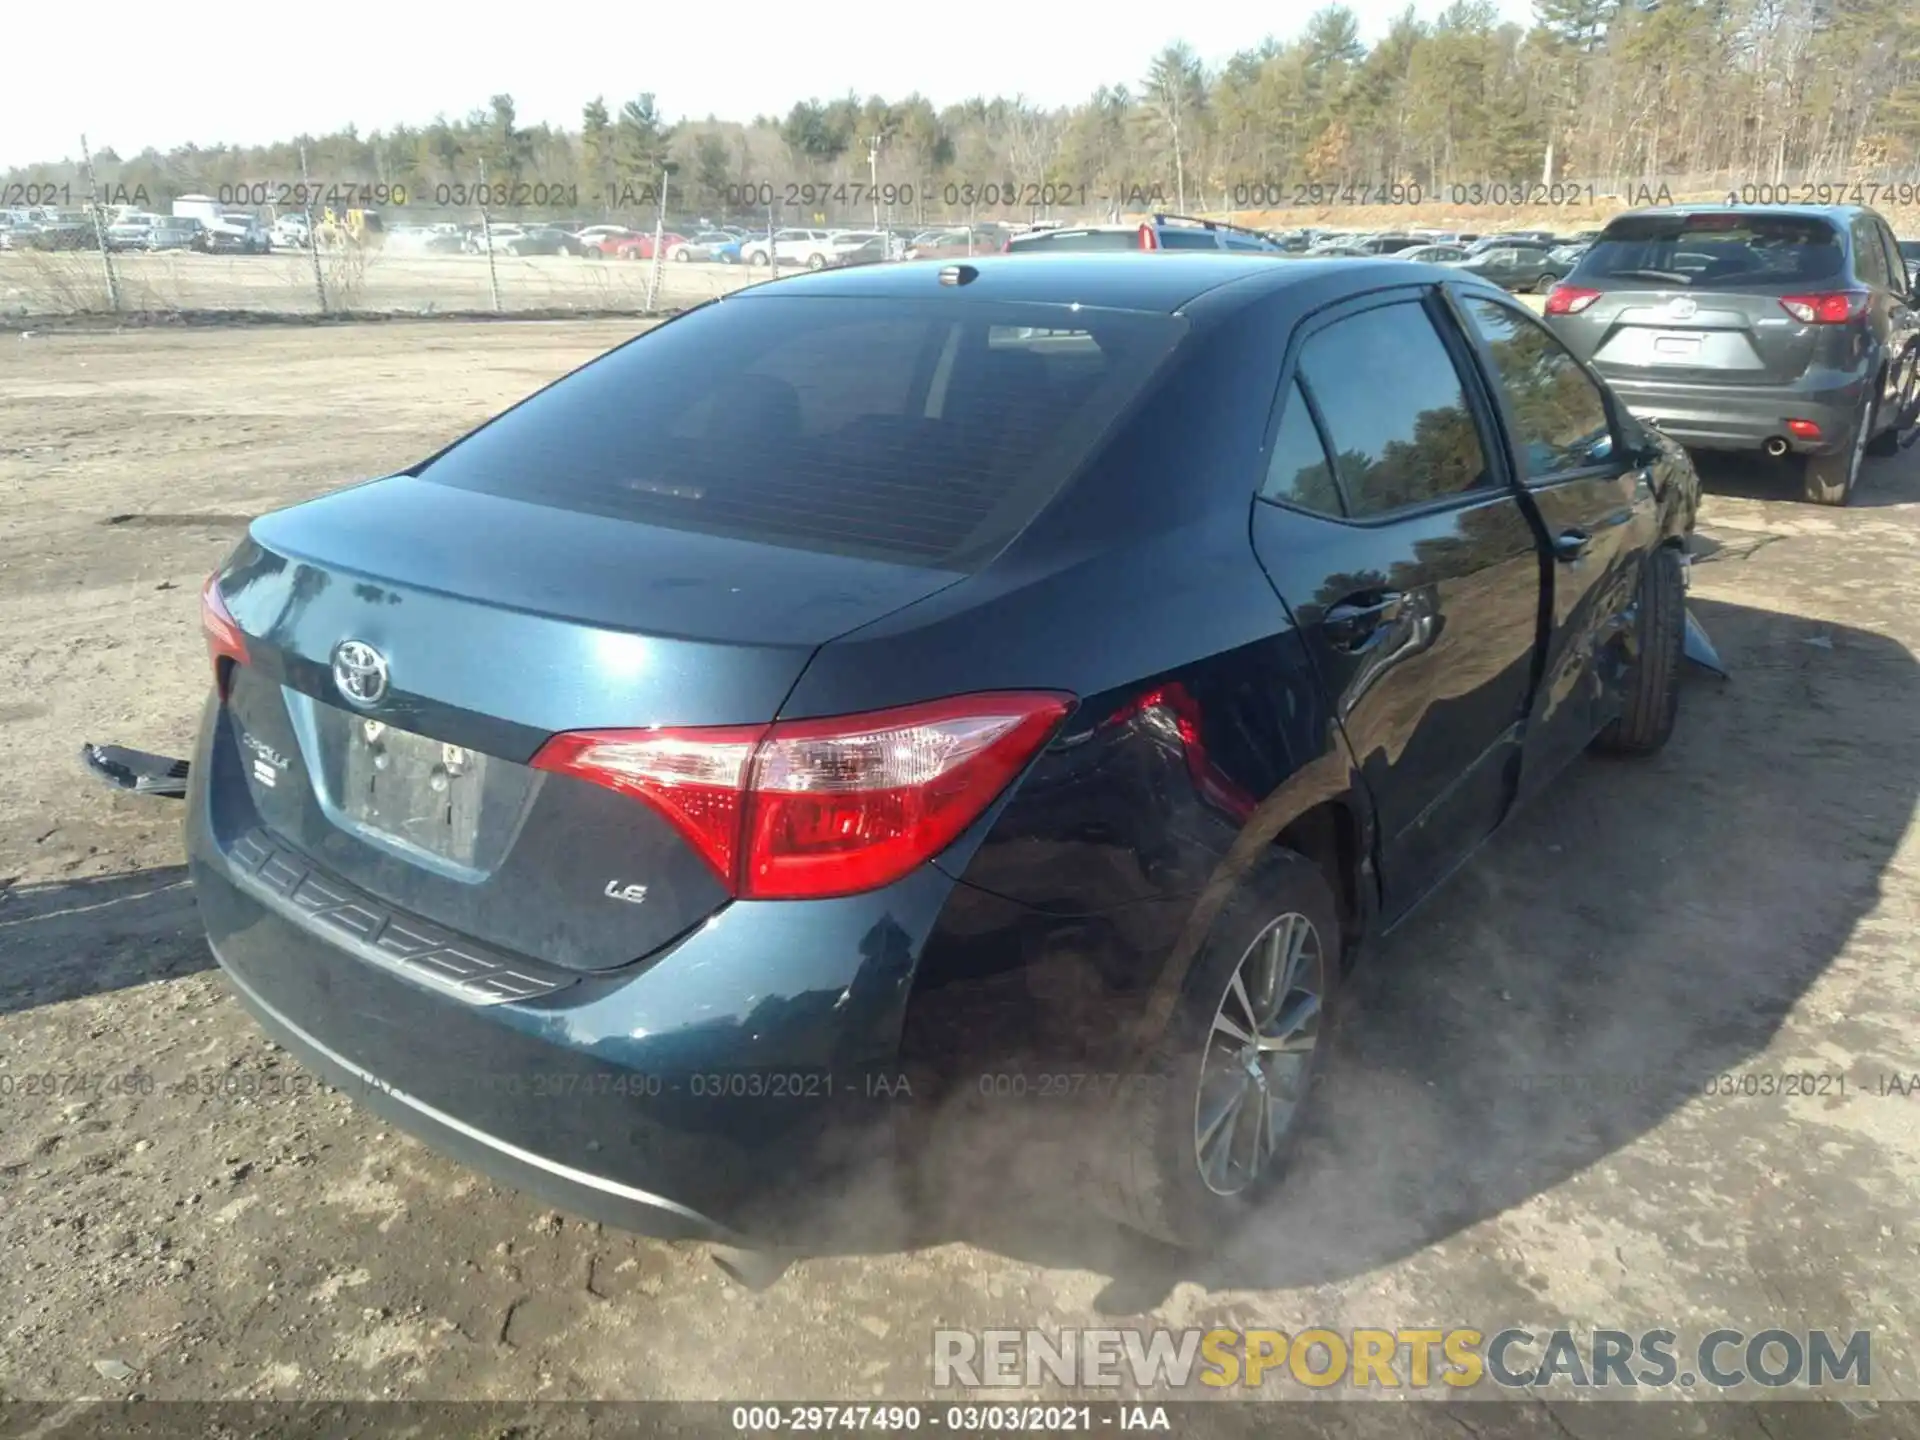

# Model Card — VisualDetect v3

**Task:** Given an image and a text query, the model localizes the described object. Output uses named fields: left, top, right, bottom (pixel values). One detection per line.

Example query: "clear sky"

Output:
left=5, top=0, right=1537, bottom=170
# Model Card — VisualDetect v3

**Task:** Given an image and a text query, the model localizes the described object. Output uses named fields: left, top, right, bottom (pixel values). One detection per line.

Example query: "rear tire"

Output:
left=1533, top=272, right=1559, bottom=294
left=1802, top=391, right=1873, bottom=504
left=1108, top=850, right=1341, bottom=1250
left=1593, top=545, right=1684, bottom=756
left=1866, top=356, right=1916, bottom=457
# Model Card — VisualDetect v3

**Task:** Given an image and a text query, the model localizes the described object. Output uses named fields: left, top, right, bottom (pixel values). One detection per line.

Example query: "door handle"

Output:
left=1324, top=591, right=1405, bottom=650
left=1553, top=528, right=1593, bottom=563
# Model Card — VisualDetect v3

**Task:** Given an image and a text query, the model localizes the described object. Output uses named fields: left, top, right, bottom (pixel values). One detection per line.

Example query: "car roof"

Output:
left=722, top=252, right=1483, bottom=315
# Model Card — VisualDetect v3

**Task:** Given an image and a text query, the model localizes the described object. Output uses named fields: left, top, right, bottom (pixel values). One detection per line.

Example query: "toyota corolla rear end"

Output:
left=184, top=284, right=1187, bottom=1244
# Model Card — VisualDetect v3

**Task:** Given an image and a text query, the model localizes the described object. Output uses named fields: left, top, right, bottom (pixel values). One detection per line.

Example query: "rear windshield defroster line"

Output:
left=415, top=296, right=1187, bottom=573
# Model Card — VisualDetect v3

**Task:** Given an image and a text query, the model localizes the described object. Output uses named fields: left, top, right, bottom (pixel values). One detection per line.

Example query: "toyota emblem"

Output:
left=1667, top=296, right=1698, bottom=319
left=331, top=640, right=389, bottom=709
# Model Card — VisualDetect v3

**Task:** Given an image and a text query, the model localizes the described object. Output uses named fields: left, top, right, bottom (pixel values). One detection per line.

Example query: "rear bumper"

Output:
left=1599, top=372, right=1869, bottom=455
left=212, top=950, right=740, bottom=1242
left=185, top=702, right=947, bottom=1245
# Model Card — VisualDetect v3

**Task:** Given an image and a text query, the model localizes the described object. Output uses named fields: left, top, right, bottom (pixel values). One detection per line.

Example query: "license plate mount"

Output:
left=339, top=718, right=488, bottom=865
left=1653, top=332, right=1703, bottom=359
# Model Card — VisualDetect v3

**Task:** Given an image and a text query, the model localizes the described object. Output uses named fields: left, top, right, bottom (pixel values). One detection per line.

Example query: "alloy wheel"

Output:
left=1193, top=910, right=1325, bottom=1196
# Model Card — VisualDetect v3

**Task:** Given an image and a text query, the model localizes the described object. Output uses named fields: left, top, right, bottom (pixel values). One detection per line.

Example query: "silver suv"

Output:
left=1542, top=205, right=1920, bottom=504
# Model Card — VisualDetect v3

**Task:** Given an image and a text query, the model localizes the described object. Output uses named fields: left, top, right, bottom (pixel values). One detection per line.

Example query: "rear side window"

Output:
left=1297, top=301, right=1493, bottom=516
left=417, top=296, right=1185, bottom=571
left=1260, top=381, right=1341, bottom=514
left=1578, top=213, right=1844, bottom=287
left=1849, top=218, right=1890, bottom=288
left=1458, top=297, right=1615, bottom=479
left=1849, top=217, right=1892, bottom=289
left=1157, top=229, right=1219, bottom=250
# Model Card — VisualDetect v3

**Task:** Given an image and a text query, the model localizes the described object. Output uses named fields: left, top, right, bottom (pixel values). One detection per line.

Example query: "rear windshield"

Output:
left=1576, top=213, right=1845, bottom=287
left=1010, top=229, right=1141, bottom=252
left=417, top=296, right=1185, bottom=571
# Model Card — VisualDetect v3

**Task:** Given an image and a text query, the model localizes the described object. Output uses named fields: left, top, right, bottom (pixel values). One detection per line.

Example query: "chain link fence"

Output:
left=4, top=141, right=1918, bottom=321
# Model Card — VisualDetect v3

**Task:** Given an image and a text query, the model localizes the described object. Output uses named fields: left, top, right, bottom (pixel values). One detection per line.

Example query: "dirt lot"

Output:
left=1, top=321, right=1918, bottom=1429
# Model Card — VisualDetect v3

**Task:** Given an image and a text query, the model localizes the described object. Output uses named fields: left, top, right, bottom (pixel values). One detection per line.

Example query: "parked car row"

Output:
left=976, top=205, right=1920, bottom=508
left=0, top=207, right=102, bottom=250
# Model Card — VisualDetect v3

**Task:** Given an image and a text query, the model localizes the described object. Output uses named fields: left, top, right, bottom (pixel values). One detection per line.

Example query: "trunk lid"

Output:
left=1570, top=285, right=1843, bottom=387
left=214, top=475, right=962, bottom=971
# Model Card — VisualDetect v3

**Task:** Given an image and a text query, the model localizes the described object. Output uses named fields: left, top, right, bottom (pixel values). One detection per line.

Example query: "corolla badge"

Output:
left=240, top=730, right=290, bottom=788
left=331, top=640, right=389, bottom=708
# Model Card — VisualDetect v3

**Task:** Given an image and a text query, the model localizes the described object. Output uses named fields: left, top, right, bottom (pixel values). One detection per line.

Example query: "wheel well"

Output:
left=1275, top=800, right=1364, bottom=961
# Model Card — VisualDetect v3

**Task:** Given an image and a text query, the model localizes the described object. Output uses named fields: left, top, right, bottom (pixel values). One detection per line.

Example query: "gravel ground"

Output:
left=0, top=321, right=1916, bottom=1433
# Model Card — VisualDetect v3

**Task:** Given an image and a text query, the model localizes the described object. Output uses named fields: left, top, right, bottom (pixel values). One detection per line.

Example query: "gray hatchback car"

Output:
left=1543, top=205, right=1920, bottom=504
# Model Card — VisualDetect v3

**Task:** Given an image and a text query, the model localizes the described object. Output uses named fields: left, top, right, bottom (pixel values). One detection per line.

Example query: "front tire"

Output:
left=1802, top=391, right=1873, bottom=505
left=1109, top=850, right=1340, bottom=1249
left=1593, top=545, right=1684, bottom=756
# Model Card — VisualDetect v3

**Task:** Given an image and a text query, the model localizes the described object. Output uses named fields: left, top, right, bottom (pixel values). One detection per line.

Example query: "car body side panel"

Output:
left=1244, top=284, right=1550, bottom=919
left=788, top=287, right=1378, bottom=1061
left=1437, top=285, right=1665, bottom=799
left=1253, top=496, right=1541, bottom=918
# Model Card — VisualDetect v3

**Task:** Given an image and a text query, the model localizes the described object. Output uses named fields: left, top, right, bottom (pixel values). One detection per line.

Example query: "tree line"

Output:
left=7, top=0, right=1919, bottom=227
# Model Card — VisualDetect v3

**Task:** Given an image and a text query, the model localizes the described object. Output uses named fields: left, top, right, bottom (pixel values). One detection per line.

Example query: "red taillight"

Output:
left=1138, top=224, right=1158, bottom=251
left=1544, top=284, right=1600, bottom=316
left=1779, top=291, right=1867, bottom=324
left=531, top=692, right=1074, bottom=900
left=1000, top=236, right=1012, bottom=253
left=200, top=572, right=248, bottom=695
left=1785, top=418, right=1823, bottom=440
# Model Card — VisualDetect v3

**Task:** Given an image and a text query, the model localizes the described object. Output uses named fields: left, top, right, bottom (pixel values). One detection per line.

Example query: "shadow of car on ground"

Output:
left=878, top=594, right=1918, bottom=1313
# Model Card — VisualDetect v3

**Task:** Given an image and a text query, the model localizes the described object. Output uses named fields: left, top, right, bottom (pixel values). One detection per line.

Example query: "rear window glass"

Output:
left=1157, top=229, right=1219, bottom=250
left=1578, top=213, right=1845, bottom=287
left=417, top=296, right=1185, bottom=571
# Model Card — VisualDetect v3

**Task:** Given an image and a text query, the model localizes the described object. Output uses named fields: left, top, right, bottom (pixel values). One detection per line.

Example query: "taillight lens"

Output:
left=1779, top=291, right=1868, bottom=324
left=201, top=572, right=248, bottom=695
left=1138, top=224, right=1158, bottom=251
left=1000, top=236, right=1012, bottom=253
left=1544, top=284, right=1600, bottom=316
left=532, top=692, right=1074, bottom=900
